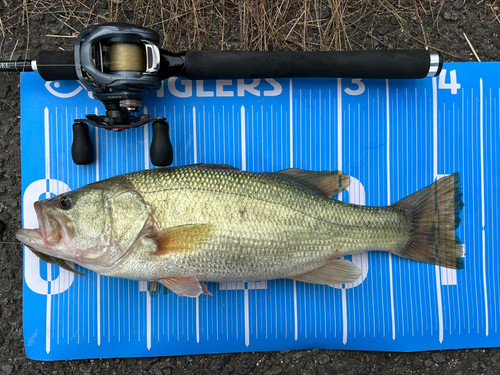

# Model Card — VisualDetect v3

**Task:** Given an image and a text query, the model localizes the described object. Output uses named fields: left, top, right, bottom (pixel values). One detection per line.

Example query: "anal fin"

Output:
left=289, top=259, right=362, bottom=285
left=158, top=276, right=213, bottom=298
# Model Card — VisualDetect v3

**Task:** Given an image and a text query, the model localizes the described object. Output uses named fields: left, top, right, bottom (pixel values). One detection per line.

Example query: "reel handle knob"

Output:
left=150, top=120, right=173, bottom=167
left=71, top=123, right=94, bottom=165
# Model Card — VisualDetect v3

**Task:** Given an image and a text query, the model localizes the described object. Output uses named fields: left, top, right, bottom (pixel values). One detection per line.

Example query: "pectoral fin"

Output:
left=152, top=224, right=214, bottom=255
left=275, top=169, right=350, bottom=198
left=289, top=259, right=362, bottom=285
left=158, top=276, right=213, bottom=298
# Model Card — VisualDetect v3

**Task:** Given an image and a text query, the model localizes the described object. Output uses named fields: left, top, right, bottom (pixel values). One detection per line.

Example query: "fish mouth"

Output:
left=16, top=227, right=45, bottom=245
left=16, top=200, right=74, bottom=258
left=33, top=200, right=75, bottom=246
left=33, top=200, right=62, bottom=245
left=16, top=202, right=62, bottom=250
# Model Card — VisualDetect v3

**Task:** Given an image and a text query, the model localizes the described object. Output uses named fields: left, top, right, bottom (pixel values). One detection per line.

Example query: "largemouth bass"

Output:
left=16, top=164, right=464, bottom=297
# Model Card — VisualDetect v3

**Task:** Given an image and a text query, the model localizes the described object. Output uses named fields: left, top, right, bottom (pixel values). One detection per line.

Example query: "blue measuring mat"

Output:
left=20, top=62, right=500, bottom=359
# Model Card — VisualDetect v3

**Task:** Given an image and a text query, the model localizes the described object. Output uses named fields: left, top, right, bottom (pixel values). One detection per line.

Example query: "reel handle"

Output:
left=150, top=120, right=173, bottom=167
left=183, top=49, right=442, bottom=80
left=71, top=123, right=94, bottom=165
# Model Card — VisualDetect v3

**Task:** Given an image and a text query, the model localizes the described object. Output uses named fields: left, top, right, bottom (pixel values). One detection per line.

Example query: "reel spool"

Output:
left=109, top=43, right=146, bottom=72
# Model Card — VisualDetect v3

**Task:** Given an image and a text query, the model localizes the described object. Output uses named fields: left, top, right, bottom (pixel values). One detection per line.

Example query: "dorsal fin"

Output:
left=274, top=168, right=350, bottom=198
left=193, top=164, right=240, bottom=170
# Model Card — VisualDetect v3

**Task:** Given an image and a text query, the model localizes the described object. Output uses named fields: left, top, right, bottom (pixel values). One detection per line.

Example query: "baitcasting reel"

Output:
left=1, top=23, right=443, bottom=166
left=71, top=24, right=180, bottom=166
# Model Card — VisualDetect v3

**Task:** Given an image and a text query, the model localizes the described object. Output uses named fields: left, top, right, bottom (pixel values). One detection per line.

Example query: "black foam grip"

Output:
left=36, top=50, right=78, bottom=81
left=71, top=123, right=94, bottom=165
left=185, top=50, right=439, bottom=80
left=150, top=121, right=173, bottom=167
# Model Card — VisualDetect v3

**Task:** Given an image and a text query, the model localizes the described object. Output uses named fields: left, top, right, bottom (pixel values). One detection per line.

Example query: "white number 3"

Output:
left=344, top=79, right=366, bottom=96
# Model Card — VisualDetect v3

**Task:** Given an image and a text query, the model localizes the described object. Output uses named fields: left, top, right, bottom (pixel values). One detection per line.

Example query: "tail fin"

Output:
left=392, top=172, right=465, bottom=269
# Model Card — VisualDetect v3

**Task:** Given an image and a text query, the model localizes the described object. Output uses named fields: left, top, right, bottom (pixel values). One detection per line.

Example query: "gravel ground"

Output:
left=1, top=0, right=500, bottom=374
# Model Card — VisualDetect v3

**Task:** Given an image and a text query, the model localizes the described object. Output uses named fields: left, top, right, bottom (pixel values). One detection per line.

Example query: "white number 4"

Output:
left=438, top=69, right=461, bottom=94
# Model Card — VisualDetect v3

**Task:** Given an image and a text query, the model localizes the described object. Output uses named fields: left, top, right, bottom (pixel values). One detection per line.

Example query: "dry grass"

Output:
left=0, top=0, right=498, bottom=60
left=0, top=1, right=442, bottom=49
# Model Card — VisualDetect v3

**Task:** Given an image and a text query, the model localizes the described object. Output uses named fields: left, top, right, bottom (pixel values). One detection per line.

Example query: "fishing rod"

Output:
left=0, top=23, right=443, bottom=167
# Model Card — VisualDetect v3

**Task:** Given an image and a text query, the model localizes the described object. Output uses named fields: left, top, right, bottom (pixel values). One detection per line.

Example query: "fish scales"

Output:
left=17, top=164, right=464, bottom=297
left=113, top=166, right=410, bottom=281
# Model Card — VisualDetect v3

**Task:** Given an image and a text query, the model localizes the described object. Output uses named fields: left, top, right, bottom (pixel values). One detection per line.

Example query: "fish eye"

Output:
left=59, top=195, right=73, bottom=210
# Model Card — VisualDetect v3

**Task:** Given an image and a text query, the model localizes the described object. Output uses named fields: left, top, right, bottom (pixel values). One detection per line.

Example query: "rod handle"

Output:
left=184, top=50, right=442, bottom=80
